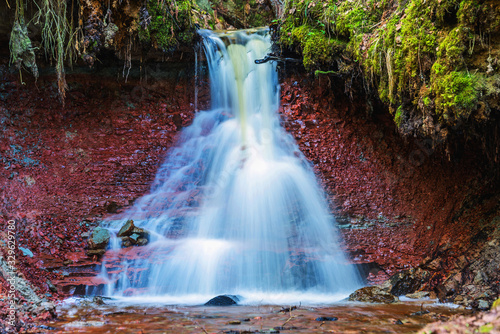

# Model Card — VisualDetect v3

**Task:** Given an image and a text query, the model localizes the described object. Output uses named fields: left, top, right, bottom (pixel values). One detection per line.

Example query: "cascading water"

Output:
left=99, top=28, right=362, bottom=304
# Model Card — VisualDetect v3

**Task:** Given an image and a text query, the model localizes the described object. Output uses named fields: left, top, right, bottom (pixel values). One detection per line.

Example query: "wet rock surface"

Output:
left=87, top=227, right=110, bottom=251
left=0, top=62, right=208, bottom=327
left=117, top=220, right=150, bottom=248
left=205, top=295, right=240, bottom=306
left=280, top=75, right=500, bottom=308
left=117, top=220, right=135, bottom=238
left=0, top=33, right=498, bottom=332
left=418, top=301, right=500, bottom=334
left=38, top=300, right=468, bottom=334
left=348, top=286, right=399, bottom=304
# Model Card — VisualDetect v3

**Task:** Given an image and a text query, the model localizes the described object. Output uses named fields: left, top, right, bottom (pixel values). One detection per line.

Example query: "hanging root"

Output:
left=34, top=0, right=70, bottom=103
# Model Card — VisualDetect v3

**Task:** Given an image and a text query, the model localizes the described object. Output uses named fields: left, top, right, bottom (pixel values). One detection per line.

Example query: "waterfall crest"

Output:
left=99, top=28, right=362, bottom=304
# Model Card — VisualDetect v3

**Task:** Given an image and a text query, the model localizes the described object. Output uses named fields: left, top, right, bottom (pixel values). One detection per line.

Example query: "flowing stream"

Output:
left=99, top=28, right=362, bottom=305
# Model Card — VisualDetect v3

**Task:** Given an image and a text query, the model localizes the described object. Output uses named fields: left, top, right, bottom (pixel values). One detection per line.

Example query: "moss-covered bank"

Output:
left=279, top=0, right=500, bottom=156
left=4, top=0, right=276, bottom=103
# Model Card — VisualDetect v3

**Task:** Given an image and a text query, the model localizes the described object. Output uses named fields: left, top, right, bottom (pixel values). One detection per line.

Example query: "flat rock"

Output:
left=86, top=249, right=106, bottom=257
left=348, top=286, right=399, bottom=303
left=405, top=291, right=430, bottom=299
left=88, top=227, right=110, bottom=250
left=19, top=246, right=34, bottom=258
left=137, top=238, right=148, bottom=246
left=118, top=219, right=135, bottom=237
left=204, top=295, right=240, bottom=306
left=316, top=317, right=338, bottom=321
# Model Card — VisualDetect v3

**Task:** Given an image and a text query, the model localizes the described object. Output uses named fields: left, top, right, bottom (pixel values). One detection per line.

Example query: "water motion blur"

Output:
left=99, top=28, right=362, bottom=304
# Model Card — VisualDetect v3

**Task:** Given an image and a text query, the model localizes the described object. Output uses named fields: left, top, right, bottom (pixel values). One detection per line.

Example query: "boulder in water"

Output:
left=86, top=249, right=106, bottom=257
left=132, top=226, right=150, bottom=241
left=137, top=238, right=148, bottom=246
left=121, top=237, right=133, bottom=248
left=348, top=286, right=399, bottom=303
left=118, top=220, right=150, bottom=247
left=204, top=295, right=240, bottom=306
left=117, top=219, right=135, bottom=237
left=88, top=227, right=110, bottom=250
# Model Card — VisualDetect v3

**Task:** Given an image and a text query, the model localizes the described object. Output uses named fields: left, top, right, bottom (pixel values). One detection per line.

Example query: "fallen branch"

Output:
left=255, top=54, right=302, bottom=64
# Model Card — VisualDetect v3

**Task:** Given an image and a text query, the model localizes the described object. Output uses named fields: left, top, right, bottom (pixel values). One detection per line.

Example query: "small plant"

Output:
left=9, top=0, right=38, bottom=81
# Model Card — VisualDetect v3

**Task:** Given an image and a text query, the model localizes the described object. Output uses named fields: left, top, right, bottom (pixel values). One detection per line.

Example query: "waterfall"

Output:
left=99, top=28, right=362, bottom=305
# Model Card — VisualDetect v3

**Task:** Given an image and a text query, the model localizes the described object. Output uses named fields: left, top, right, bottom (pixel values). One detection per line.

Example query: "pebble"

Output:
left=316, top=316, right=338, bottom=321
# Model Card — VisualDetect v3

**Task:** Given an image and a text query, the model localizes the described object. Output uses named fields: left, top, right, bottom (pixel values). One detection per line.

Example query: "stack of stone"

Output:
left=117, top=220, right=150, bottom=247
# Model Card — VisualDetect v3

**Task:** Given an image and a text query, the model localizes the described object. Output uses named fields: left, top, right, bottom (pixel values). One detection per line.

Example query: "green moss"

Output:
left=394, top=105, right=403, bottom=128
left=9, top=18, right=38, bottom=79
left=284, top=24, right=346, bottom=71
left=280, top=0, right=495, bottom=137
left=432, top=71, right=481, bottom=119
left=457, top=0, right=480, bottom=26
left=279, top=0, right=379, bottom=71
left=479, top=324, right=494, bottom=333
left=303, top=32, right=345, bottom=70
left=139, top=0, right=195, bottom=52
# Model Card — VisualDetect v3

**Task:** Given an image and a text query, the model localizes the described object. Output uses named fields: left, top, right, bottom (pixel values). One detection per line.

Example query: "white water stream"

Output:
left=99, top=29, right=361, bottom=305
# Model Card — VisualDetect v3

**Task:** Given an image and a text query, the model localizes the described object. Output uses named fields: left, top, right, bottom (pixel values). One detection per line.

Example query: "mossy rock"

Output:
left=278, top=0, right=500, bottom=150
left=88, top=227, right=110, bottom=250
left=138, top=0, right=196, bottom=51
left=348, top=286, right=399, bottom=304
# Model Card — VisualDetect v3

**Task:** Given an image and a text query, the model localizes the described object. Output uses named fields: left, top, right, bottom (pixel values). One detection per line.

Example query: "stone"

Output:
left=348, top=286, right=399, bottom=303
left=405, top=291, right=430, bottom=299
left=436, top=280, right=458, bottom=302
left=132, top=226, right=150, bottom=240
left=137, top=238, right=148, bottom=246
left=425, top=258, right=442, bottom=271
left=121, top=237, right=132, bottom=248
left=315, top=317, right=338, bottom=321
left=117, top=219, right=135, bottom=237
left=33, top=301, right=56, bottom=316
left=86, top=249, right=106, bottom=257
left=411, top=310, right=430, bottom=316
left=389, top=268, right=431, bottom=296
left=46, top=279, right=57, bottom=293
left=88, top=227, right=110, bottom=250
left=119, top=224, right=149, bottom=247
left=478, top=300, right=490, bottom=310
left=19, top=246, right=34, bottom=258
left=473, top=271, right=484, bottom=285
left=93, top=296, right=105, bottom=305
left=204, top=295, right=240, bottom=306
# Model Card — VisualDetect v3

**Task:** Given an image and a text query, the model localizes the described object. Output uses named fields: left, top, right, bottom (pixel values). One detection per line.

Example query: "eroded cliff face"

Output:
left=1, top=56, right=498, bottom=314
left=279, top=72, right=500, bottom=309
left=2, top=0, right=277, bottom=106
left=0, top=59, right=210, bottom=329
left=1, top=1, right=499, bottom=330
left=278, top=0, right=500, bottom=167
